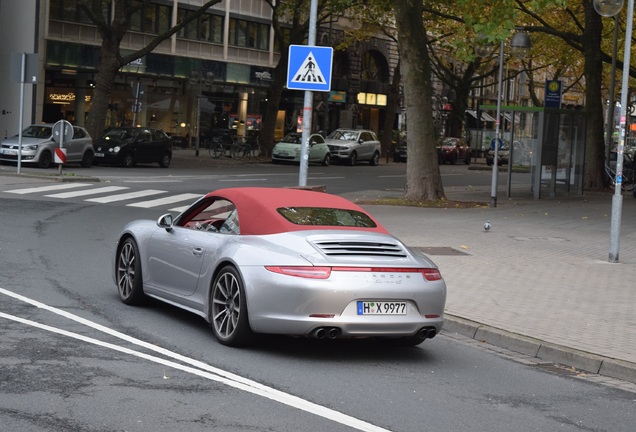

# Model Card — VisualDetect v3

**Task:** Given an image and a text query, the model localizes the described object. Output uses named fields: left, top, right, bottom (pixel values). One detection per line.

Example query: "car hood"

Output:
left=1, top=136, right=51, bottom=146
left=324, top=139, right=354, bottom=148
left=273, top=142, right=301, bottom=151
left=248, top=231, right=439, bottom=268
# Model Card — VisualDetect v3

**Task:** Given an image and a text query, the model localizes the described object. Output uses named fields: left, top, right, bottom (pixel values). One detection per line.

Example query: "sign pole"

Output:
left=17, top=53, right=26, bottom=174
left=298, top=0, right=319, bottom=187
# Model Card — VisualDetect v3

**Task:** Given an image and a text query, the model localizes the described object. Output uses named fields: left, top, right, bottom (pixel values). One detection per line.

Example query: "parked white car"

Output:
left=271, top=132, right=331, bottom=165
left=0, top=124, right=94, bottom=168
left=325, top=129, right=381, bottom=166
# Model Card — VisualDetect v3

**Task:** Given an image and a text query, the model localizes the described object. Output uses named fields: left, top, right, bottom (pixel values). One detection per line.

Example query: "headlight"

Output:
left=110, top=146, right=121, bottom=153
left=23, top=144, right=38, bottom=151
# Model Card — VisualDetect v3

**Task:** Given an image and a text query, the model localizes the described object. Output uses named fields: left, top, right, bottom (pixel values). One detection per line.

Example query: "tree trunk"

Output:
left=380, top=61, right=400, bottom=159
left=393, top=0, right=445, bottom=201
left=260, top=51, right=290, bottom=155
left=86, top=38, right=121, bottom=140
left=582, top=1, right=606, bottom=190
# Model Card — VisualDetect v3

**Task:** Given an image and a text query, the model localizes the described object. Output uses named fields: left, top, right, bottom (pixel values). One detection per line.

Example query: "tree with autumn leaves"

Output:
left=78, top=0, right=632, bottom=200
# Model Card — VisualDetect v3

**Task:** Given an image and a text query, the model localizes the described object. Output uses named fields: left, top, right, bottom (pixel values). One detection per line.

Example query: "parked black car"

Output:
left=93, top=127, right=172, bottom=168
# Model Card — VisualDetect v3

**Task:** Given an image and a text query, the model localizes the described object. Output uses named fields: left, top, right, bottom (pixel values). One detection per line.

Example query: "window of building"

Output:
left=229, top=18, right=269, bottom=50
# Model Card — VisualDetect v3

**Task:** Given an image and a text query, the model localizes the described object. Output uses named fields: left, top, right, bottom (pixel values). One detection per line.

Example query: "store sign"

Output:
left=48, top=92, right=91, bottom=104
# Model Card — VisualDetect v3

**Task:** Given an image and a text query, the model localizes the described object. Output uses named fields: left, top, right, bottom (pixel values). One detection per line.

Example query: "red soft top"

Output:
left=203, top=187, right=388, bottom=235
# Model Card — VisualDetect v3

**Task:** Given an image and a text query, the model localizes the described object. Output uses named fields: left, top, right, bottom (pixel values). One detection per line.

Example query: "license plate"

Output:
left=1, top=149, right=17, bottom=155
left=95, top=152, right=104, bottom=157
left=357, top=301, right=407, bottom=315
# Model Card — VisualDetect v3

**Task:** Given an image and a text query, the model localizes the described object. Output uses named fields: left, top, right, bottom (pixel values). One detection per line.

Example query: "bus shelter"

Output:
left=473, top=105, right=586, bottom=199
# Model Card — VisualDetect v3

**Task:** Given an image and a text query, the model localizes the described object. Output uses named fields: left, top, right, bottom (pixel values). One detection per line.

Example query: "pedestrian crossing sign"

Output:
left=287, top=45, right=333, bottom=92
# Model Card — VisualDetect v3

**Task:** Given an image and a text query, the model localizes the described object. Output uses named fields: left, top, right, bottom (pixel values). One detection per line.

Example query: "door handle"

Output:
left=192, top=247, right=203, bottom=257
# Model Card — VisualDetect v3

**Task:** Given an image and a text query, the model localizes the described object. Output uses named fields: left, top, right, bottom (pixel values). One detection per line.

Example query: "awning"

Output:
left=504, top=112, right=521, bottom=123
left=466, top=109, right=496, bottom=122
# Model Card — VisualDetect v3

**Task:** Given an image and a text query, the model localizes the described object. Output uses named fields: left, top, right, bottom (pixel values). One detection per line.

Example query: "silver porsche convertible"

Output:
left=114, top=187, right=446, bottom=347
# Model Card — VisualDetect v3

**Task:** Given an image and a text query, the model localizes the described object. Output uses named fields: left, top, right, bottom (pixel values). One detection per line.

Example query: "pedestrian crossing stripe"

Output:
left=287, top=45, right=333, bottom=92
left=290, top=52, right=326, bottom=84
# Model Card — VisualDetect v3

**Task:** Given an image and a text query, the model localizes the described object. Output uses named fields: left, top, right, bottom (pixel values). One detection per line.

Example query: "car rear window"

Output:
left=277, top=207, right=377, bottom=228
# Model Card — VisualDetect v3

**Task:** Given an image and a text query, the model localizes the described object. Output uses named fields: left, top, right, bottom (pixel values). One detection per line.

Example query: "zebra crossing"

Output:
left=3, top=182, right=202, bottom=213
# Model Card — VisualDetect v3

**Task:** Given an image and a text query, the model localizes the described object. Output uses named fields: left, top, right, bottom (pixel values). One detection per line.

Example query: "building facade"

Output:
left=0, top=0, right=397, bottom=143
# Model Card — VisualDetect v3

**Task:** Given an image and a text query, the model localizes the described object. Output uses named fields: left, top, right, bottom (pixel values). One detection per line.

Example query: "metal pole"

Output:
left=491, top=40, right=505, bottom=208
left=17, top=52, right=26, bottom=175
left=605, top=16, right=620, bottom=163
left=298, top=0, right=318, bottom=187
left=609, top=0, right=634, bottom=263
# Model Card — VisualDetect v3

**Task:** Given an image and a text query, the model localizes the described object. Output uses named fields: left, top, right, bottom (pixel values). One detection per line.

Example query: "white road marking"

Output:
left=5, top=183, right=94, bottom=194
left=127, top=193, right=202, bottom=208
left=45, top=186, right=129, bottom=198
left=0, top=287, right=390, bottom=432
left=85, top=189, right=165, bottom=203
left=169, top=205, right=191, bottom=213
left=218, top=178, right=268, bottom=182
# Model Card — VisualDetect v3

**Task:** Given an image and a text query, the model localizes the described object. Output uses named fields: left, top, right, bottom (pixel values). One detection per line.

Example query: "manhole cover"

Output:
left=412, top=246, right=470, bottom=256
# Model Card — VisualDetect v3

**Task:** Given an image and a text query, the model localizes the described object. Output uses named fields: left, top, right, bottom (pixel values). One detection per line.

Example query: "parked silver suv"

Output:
left=325, top=129, right=381, bottom=166
left=0, top=124, right=94, bottom=168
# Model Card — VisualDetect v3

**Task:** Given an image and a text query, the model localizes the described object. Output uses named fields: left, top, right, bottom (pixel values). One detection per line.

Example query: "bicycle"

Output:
left=605, top=162, right=636, bottom=191
left=231, top=135, right=267, bottom=161
left=208, top=132, right=235, bottom=158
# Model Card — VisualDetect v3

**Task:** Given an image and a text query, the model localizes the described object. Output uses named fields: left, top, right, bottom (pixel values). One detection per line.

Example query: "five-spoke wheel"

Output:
left=210, top=266, right=253, bottom=346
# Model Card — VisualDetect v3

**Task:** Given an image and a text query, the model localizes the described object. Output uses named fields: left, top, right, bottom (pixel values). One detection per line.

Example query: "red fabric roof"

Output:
left=203, top=187, right=388, bottom=235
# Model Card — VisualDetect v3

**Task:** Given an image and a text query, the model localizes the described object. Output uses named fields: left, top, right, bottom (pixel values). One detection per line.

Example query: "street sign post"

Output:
left=52, top=120, right=74, bottom=175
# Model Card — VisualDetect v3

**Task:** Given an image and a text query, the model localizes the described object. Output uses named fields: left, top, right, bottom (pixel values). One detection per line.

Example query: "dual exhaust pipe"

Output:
left=311, top=327, right=341, bottom=340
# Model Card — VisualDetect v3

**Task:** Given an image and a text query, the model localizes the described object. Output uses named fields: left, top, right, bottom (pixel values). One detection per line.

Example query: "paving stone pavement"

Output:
left=347, top=186, right=636, bottom=384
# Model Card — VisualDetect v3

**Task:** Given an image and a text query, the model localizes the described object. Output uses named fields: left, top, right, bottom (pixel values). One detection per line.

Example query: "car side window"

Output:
left=360, top=132, right=370, bottom=142
left=73, top=127, right=85, bottom=139
left=219, top=209, right=240, bottom=235
left=138, top=131, right=151, bottom=142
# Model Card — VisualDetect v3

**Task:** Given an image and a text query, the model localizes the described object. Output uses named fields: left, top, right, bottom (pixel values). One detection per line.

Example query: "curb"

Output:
left=442, top=315, right=636, bottom=385
left=0, top=171, right=100, bottom=182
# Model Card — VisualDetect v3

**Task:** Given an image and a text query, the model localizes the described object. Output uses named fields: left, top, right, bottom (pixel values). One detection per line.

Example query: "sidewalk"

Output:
left=351, top=186, right=636, bottom=385
left=2, top=153, right=636, bottom=385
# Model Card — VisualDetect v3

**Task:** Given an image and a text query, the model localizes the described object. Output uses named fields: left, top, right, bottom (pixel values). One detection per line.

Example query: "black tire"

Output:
left=322, top=154, right=331, bottom=166
left=121, top=152, right=134, bottom=168
left=38, top=150, right=53, bottom=169
left=464, top=155, right=471, bottom=165
left=210, top=266, right=254, bottom=347
left=210, top=143, right=224, bottom=158
left=116, top=238, right=145, bottom=305
left=369, top=151, right=380, bottom=166
left=158, top=152, right=171, bottom=168
left=80, top=150, right=94, bottom=168
left=348, top=151, right=357, bottom=166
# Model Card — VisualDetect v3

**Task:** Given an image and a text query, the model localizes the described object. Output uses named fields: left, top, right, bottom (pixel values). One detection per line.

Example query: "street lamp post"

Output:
left=594, top=0, right=634, bottom=262
left=476, top=31, right=531, bottom=208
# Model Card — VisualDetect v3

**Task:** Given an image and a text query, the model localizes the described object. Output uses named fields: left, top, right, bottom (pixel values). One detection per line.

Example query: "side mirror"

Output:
left=157, top=213, right=173, bottom=230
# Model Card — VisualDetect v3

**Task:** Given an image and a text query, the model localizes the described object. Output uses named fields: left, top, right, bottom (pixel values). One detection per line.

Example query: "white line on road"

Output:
left=127, top=193, right=202, bottom=208
left=45, top=186, right=129, bottom=198
left=85, top=189, right=165, bottom=203
left=218, top=178, right=268, bottom=182
left=5, top=183, right=94, bottom=194
left=0, top=287, right=391, bottom=432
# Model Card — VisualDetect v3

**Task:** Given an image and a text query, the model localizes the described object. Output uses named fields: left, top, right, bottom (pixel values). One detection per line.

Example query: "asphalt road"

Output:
left=1, top=166, right=635, bottom=432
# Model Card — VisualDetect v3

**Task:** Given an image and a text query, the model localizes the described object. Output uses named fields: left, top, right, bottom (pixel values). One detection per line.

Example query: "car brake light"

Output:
left=265, top=266, right=332, bottom=279
left=265, top=266, right=442, bottom=281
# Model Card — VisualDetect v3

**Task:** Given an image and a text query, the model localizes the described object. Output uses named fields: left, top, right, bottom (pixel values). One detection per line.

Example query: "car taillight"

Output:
left=266, top=266, right=442, bottom=281
left=265, top=266, right=332, bottom=279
